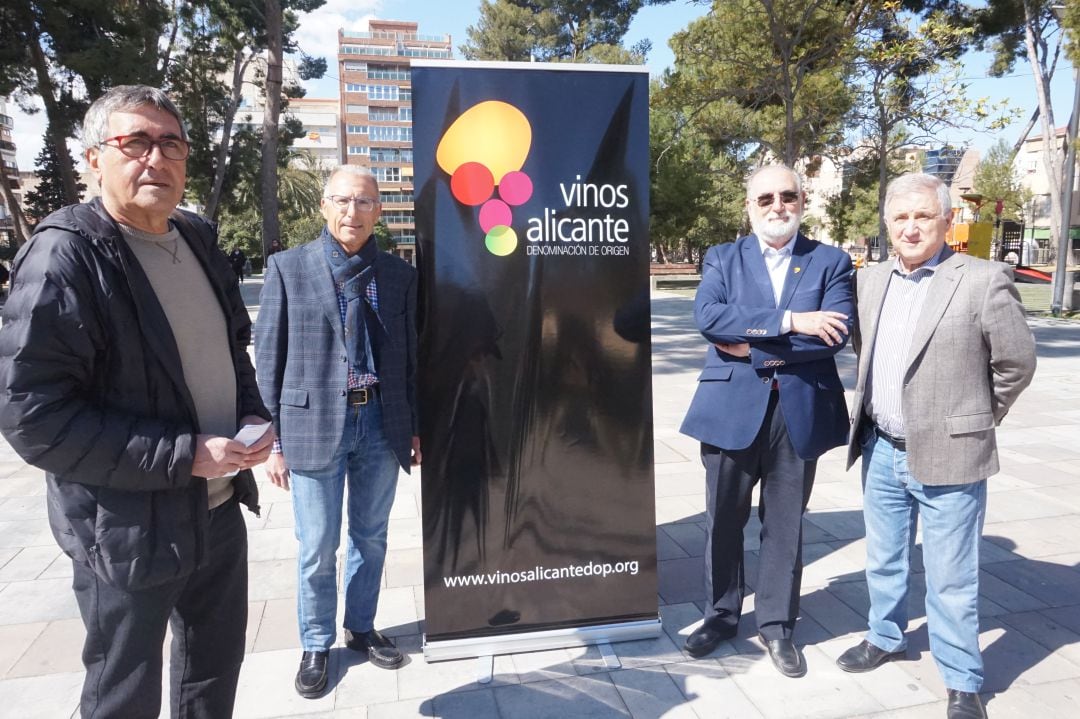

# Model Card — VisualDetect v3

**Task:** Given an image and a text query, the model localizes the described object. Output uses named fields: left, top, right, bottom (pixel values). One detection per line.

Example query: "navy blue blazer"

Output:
left=255, top=237, right=418, bottom=472
left=680, top=233, right=853, bottom=460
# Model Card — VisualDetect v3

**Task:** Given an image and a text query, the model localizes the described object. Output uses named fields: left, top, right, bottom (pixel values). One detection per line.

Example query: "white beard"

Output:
left=751, top=212, right=801, bottom=243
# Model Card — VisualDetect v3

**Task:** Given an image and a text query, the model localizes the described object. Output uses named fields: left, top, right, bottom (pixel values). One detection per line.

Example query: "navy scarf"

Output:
left=322, top=227, right=378, bottom=379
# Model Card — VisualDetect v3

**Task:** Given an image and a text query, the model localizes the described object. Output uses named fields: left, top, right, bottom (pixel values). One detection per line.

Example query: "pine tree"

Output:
left=24, top=143, right=85, bottom=224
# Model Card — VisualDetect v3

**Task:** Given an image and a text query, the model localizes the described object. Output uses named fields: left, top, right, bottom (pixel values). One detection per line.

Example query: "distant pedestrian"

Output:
left=229, top=248, right=247, bottom=283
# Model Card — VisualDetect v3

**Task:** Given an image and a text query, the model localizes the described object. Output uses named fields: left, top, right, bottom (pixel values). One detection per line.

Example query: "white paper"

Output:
left=233, top=422, right=272, bottom=447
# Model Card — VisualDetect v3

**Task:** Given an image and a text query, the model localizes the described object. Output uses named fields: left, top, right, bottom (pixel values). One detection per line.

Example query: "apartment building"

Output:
left=0, top=98, right=23, bottom=250
left=337, top=20, right=452, bottom=264
left=1013, top=127, right=1080, bottom=250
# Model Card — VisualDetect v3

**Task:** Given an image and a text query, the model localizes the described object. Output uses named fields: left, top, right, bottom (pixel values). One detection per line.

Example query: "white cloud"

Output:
left=291, top=0, right=381, bottom=69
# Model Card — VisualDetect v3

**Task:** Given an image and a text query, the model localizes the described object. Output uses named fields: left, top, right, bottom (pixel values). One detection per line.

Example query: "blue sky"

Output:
left=7, top=0, right=1076, bottom=168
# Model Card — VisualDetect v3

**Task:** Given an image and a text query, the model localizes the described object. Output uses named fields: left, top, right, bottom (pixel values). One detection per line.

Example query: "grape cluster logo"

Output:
left=436, top=101, right=534, bottom=256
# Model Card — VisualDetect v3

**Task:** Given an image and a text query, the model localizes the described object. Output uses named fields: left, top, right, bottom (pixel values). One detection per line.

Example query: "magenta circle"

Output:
left=498, top=171, right=533, bottom=206
left=479, top=199, right=513, bottom=233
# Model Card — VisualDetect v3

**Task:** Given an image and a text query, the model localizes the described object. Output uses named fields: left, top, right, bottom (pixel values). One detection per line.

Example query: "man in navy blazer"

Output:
left=256, top=165, right=421, bottom=697
left=680, top=165, right=853, bottom=677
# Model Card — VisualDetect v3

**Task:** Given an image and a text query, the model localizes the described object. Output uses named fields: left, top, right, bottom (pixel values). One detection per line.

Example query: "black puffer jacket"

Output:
left=0, top=199, right=270, bottom=590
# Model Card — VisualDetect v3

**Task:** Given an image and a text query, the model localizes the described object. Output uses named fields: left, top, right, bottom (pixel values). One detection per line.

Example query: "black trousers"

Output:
left=702, top=389, right=817, bottom=640
left=72, top=497, right=248, bottom=719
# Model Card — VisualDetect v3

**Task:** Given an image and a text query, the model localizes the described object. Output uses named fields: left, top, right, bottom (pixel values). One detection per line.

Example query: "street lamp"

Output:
left=1051, top=4, right=1079, bottom=315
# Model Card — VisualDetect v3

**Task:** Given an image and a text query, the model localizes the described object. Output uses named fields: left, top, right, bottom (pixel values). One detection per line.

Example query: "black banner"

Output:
left=412, top=62, right=657, bottom=656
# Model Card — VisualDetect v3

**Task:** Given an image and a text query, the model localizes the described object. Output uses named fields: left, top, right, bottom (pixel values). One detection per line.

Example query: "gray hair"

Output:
left=324, top=164, right=379, bottom=196
left=745, top=164, right=803, bottom=196
left=82, top=85, right=186, bottom=150
left=884, top=173, right=952, bottom=217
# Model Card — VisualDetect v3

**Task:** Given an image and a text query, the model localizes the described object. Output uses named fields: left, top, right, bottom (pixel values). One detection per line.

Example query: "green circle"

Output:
left=485, top=225, right=517, bottom=256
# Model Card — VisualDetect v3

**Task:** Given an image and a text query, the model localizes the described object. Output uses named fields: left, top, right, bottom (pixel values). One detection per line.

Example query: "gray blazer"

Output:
left=846, top=247, right=1036, bottom=485
left=255, top=238, right=418, bottom=472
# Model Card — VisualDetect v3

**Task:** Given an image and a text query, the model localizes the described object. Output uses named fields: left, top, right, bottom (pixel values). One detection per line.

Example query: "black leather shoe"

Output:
left=684, top=622, right=737, bottom=658
left=294, top=650, right=329, bottom=698
left=947, top=690, right=987, bottom=719
left=836, top=639, right=905, bottom=673
left=760, top=635, right=805, bottom=678
left=345, top=628, right=404, bottom=669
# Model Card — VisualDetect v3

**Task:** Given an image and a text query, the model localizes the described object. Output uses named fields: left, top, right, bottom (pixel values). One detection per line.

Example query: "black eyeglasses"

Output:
left=100, top=134, right=191, bottom=161
left=754, top=191, right=801, bottom=207
left=325, top=195, right=379, bottom=212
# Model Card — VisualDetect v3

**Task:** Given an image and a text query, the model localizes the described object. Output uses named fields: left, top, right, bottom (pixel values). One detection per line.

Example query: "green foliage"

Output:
left=823, top=158, right=886, bottom=248
left=650, top=79, right=747, bottom=262
left=462, top=0, right=670, bottom=63
left=23, top=142, right=85, bottom=223
left=666, top=0, right=865, bottom=165
left=972, top=139, right=1031, bottom=222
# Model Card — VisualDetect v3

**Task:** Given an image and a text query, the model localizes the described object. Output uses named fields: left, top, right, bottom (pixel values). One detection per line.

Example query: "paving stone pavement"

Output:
left=0, top=281, right=1077, bottom=718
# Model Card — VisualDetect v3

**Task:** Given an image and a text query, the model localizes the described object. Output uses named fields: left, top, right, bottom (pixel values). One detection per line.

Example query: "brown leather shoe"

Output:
left=345, top=628, right=404, bottom=669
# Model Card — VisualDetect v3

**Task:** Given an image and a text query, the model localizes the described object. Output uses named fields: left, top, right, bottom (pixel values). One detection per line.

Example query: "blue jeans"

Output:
left=290, top=399, right=401, bottom=652
left=860, top=430, right=986, bottom=693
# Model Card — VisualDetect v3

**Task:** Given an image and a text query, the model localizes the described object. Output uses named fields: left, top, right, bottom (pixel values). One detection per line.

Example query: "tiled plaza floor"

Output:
left=0, top=279, right=1078, bottom=718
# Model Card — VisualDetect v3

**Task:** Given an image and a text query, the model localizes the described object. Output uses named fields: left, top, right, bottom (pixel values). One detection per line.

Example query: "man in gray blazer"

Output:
left=837, top=173, right=1036, bottom=719
left=256, top=165, right=421, bottom=698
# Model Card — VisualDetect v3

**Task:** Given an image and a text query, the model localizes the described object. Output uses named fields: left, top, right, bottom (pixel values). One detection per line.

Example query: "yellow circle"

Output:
left=485, top=225, right=517, bottom=256
left=437, top=101, right=532, bottom=184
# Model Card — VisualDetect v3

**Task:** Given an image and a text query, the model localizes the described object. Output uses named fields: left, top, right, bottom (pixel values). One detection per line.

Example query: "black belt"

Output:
left=873, top=424, right=906, bottom=450
left=347, top=386, right=378, bottom=406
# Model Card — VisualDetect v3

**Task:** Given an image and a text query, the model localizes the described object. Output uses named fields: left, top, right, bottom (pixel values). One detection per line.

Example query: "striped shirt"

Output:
left=758, top=235, right=793, bottom=333
left=864, top=248, right=945, bottom=438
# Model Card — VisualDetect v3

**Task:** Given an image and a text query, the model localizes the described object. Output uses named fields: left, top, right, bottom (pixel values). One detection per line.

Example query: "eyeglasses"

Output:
left=889, top=212, right=943, bottom=228
left=325, top=195, right=379, bottom=212
left=754, top=191, right=801, bottom=207
left=100, top=135, right=190, bottom=161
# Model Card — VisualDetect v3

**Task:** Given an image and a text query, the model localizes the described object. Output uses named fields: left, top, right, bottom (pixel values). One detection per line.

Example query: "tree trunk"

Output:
left=206, top=49, right=251, bottom=221
left=1023, top=0, right=1063, bottom=257
left=0, top=168, right=31, bottom=247
left=26, top=28, right=80, bottom=206
left=260, top=0, right=283, bottom=261
left=877, top=133, right=889, bottom=248
left=1011, top=107, right=1040, bottom=158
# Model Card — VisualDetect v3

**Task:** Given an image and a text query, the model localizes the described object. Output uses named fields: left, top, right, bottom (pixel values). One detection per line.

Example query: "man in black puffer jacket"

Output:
left=0, top=86, right=275, bottom=719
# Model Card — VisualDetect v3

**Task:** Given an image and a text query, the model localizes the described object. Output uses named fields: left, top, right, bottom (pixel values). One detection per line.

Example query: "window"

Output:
left=345, top=83, right=365, bottom=93
left=346, top=124, right=368, bottom=134
left=345, top=105, right=368, bottom=115
left=343, top=61, right=366, bottom=71
left=369, top=126, right=412, bottom=142
left=373, top=167, right=401, bottom=183
left=347, top=145, right=368, bottom=155
left=399, top=108, right=412, bottom=121
left=366, top=85, right=399, bottom=101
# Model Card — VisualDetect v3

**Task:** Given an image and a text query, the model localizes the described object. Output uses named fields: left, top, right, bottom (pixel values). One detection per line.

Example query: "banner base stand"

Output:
left=476, top=655, right=493, bottom=684
left=423, top=617, right=662, bottom=663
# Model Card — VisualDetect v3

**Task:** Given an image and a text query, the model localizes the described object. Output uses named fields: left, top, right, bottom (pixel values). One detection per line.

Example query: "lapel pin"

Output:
left=793, top=267, right=801, bottom=273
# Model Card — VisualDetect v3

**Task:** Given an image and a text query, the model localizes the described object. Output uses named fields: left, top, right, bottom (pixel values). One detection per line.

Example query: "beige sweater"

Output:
left=120, top=223, right=238, bottom=509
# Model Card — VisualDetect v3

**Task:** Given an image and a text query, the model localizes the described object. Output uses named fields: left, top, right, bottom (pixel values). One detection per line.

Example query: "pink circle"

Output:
left=479, top=199, right=512, bottom=233
left=498, top=171, right=533, bottom=206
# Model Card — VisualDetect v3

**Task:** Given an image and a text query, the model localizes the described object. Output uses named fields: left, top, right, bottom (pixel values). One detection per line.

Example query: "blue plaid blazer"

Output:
left=255, top=238, right=418, bottom=472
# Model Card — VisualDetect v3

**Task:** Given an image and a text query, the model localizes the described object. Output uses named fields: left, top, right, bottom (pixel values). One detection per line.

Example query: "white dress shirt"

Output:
left=758, top=235, right=793, bottom=334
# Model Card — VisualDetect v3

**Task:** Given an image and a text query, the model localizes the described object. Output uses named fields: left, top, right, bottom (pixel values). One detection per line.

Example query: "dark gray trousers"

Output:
left=72, top=497, right=248, bottom=719
left=702, top=389, right=817, bottom=640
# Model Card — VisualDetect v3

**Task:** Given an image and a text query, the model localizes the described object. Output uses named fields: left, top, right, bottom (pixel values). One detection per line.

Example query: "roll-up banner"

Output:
left=412, top=60, right=658, bottom=662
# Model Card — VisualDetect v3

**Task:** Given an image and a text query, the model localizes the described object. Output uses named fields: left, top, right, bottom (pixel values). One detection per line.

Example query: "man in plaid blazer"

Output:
left=256, top=165, right=421, bottom=698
